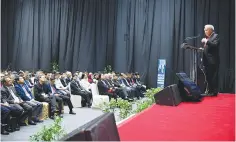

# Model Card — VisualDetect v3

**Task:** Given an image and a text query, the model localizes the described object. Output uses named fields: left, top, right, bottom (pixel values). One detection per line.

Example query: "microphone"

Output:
left=184, top=34, right=200, bottom=41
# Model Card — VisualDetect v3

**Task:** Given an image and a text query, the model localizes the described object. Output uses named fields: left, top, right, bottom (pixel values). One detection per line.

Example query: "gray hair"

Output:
left=205, top=24, right=214, bottom=31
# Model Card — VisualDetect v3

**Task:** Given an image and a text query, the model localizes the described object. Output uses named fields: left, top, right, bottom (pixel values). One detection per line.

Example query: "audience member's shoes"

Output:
left=1, top=130, right=9, bottom=135
left=34, top=119, right=43, bottom=123
left=1, top=124, right=10, bottom=135
left=15, top=127, right=20, bottom=131
left=87, top=103, right=92, bottom=108
left=28, top=121, right=37, bottom=125
left=69, top=111, right=76, bottom=115
left=19, top=122, right=27, bottom=126
left=50, top=116, right=55, bottom=120
left=6, top=128, right=14, bottom=133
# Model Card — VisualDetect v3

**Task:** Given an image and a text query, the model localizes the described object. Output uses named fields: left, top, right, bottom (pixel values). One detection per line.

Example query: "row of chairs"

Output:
left=70, top=83, right=110, bottom=108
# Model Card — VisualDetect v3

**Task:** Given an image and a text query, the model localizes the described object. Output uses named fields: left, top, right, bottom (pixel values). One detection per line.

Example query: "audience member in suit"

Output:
left=118, top=75, right=138, bottom=98
left=47, top=76, right=76, bottom=115
left=127, top=74, right=145, bottom=97
left=112, top=75, right=134, bottom=100
left=1, top=76, right=36, bottom=125
left=60, top=73, right=68, bottom=87
left=34, top=74, right=58, bottom=119
left=54, top=73, right=70, bottom=96
left=70, top=76, right=92, bottom=107
left=65, top=71, right=73, bottom=84
left=1, top=93, right=24, bottom=131
left=14, top=76, right=43, bottom=122
left=21, top=72, right=34, bottom=88
left=104, top=74, right=129, bottom=99
left=97, top=74, right=117, bottom=100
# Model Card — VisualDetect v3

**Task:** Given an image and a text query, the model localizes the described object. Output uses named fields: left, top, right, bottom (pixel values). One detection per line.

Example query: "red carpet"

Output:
left=118, top=94, right=235, bottom=141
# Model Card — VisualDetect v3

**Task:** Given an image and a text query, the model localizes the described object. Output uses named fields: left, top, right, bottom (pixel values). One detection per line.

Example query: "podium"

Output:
left=181, top=43, right=208, bottom=94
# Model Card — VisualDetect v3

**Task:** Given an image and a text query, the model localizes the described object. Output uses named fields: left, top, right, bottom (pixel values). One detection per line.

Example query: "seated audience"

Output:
left=1, top=76, right=36, bottom=126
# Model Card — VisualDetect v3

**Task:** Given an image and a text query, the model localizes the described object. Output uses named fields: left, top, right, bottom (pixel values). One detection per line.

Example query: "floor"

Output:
left=1, top=107, right=104, bottom=141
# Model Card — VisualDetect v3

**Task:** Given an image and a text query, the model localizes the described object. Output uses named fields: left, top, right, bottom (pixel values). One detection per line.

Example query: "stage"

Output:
left=118, top=93, right=235, bottom=141
left=1, top=107, right=104, bottom=141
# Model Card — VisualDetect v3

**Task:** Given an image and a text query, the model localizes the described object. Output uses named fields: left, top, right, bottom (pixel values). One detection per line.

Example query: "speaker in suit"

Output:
left=201, top=24, right=220, bottom=96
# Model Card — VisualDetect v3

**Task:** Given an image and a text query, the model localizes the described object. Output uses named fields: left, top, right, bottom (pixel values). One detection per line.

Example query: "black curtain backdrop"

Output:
left=1, top=0, right=235, bottom=92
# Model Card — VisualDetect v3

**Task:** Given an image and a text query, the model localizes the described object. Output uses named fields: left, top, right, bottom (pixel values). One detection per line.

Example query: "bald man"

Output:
left=201, top=24, right=220, bottom=96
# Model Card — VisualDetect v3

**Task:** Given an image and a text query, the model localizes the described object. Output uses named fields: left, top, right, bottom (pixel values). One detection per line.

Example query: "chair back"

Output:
left=91, top=83, right=99, bottom=96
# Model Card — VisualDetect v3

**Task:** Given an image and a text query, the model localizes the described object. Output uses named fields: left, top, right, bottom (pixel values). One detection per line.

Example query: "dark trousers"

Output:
left=1, top=105, right=11, bottom=124
left=56, top=95, right=73, bottom=111
left=54, top=96, right=63, bottom=113
left=36, top=96, right=57, bottom=113
left=205, top=63, right=219, bottom=94
left=7, top=104, right=25, bottom=123
left=115, top=88, right=128, bottom=99
left=19, top=102, right=34, bottom=121
left=73, top=90, right=92, bottom=107
left=25, top=100, right=43, bottom=119
left=101, top=92, right=117, bottom=100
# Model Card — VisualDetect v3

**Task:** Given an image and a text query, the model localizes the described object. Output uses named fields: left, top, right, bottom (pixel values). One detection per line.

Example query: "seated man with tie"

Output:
left=70, top=76, right=92, bottom=107
left=14, top=76, right=43, bottom=122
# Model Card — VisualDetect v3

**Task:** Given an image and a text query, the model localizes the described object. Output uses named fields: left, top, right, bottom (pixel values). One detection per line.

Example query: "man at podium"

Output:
left=201, top=24, right=220, bottom=96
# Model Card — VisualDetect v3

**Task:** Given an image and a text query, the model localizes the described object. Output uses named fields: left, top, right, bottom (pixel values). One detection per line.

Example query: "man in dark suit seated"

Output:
left=111, top=75, right=134, bottom=100
left=14, top=76, right=43, bottom=122
left=70, top=76, right=92, bottom=107
left=103, top=74, right=129, bottom=100
left=118, top=74, right=141, bottom=99
left=46, top=75, right=76, bottom=115
left=60, top=73, right=68, bottom=87
left=97, top=74, right=117, bottom=100
left=1, top=76, right=36, bottom=125
left=34, top=74, right=59, bottom=119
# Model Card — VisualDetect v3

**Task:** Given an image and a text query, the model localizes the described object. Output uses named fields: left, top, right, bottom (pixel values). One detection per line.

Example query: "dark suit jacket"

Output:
left=60, top=79, right=67, bottom=87
left=1, top=86, right=23, bottom=104
left=70, top=80, right=84, bottom=95
left=15, top=83, right=34, bottom=101
left=112, top=80, right=121, bottom=87
left=34, top=82, right=49, bottom=101
left=104, top=79, right=114, bottom=88
left=97, top=80, right=109, bottom=94
left=122, top=79, right=132, bottom=87
left=203, top=32, right=220, bottom=65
